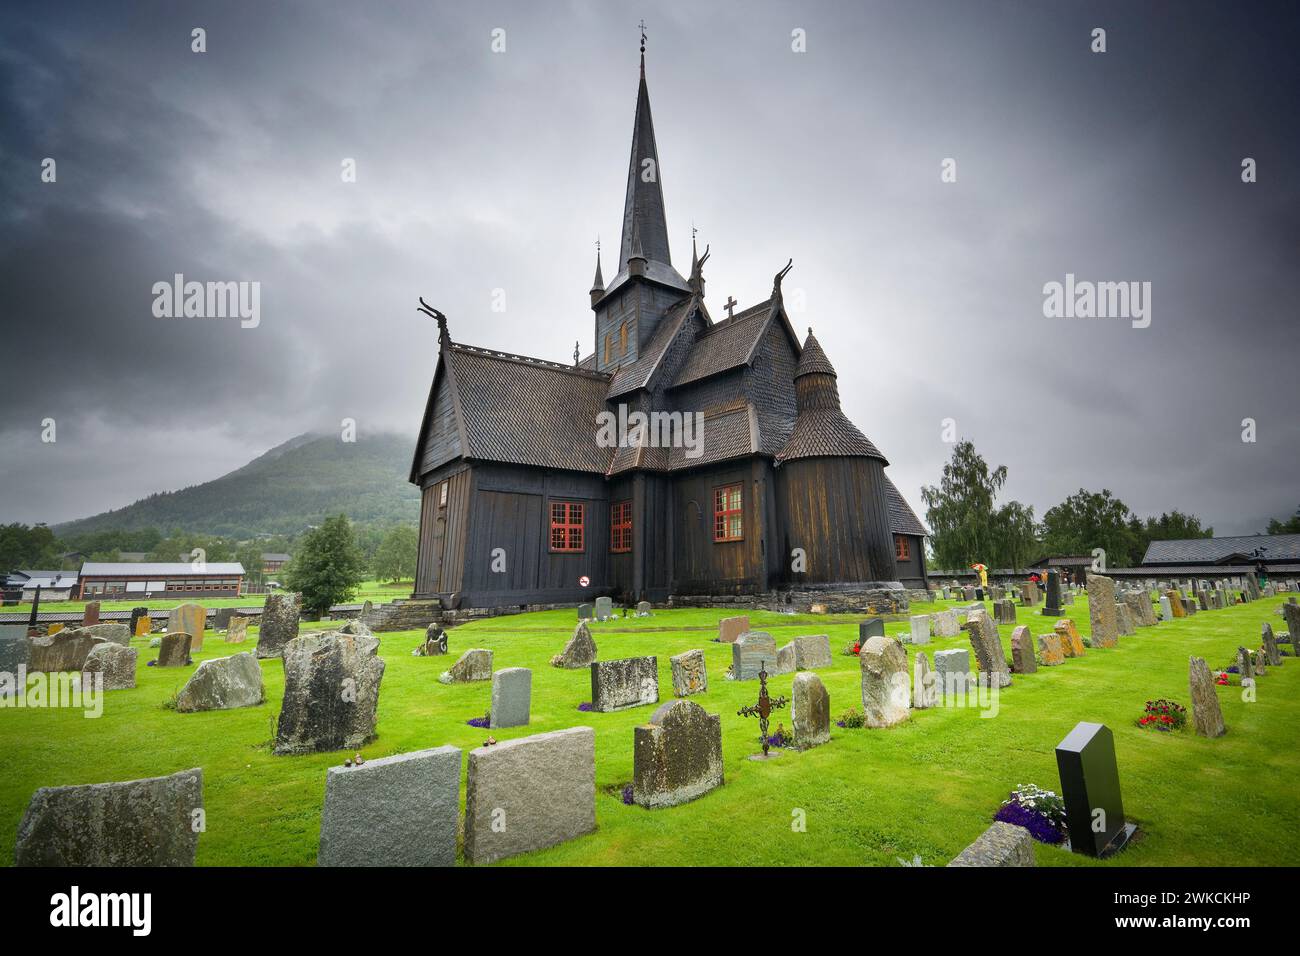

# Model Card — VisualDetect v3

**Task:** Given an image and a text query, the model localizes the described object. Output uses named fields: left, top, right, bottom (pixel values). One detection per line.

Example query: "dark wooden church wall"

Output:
left=670, top=461, right=762, bottom=593
left=894, top=533, right=928, bottom=586
left=776, top=457, right=899, bottom=585
left=745, top=321, right=799, bottom=454
left=418, top=365, right=462, bottom=476
left=414, top=463, right=471, bottom=597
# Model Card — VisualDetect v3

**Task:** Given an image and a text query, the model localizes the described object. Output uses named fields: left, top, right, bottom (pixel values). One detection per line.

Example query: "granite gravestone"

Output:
left=156, top=632, right=192, bottom=667
left=594, top=596, right=614, bottom=622
left=590, top=656, right=658, bottom=712
left=790, top=672, right=831, bottom=748
left=717, top=615, right=749, bottom=644
left=1037, top=633, right=1065, bottom=665
left=577, top=603, right=593, bottom=621
left=912, top=651, right=937, bottom=709
left=168, top=603, right=206, bottom=652
left=1042, top=570, right=1063, bottom=616
left=81, top=643, right=137, bottom=691
left=274, top=632, right=385, bottom=756
left=1087, top=574, right=1119, bottom=648
left=790, top=633, right=834, bottom=668
left=732, top=631, right=778, bottom=681
left=1188, top=656, right=1225, bottom=738
left=553, top=621, right=597, bottom=669
left=176, top=652, right=264, bottom=712
left=909, top=616, right=931, bottom=646
left=1010, top=626, right=1037, bottom=674
left=933, top=647, right=971, bottom=696
left=858, top=618, right=885, bottom=643
left=669, top=649, right=708, bottom=697
left=489, top=667, right=532, bottom=729
left=255, top=592, right=300, bottom=659
left=632, top=699, right=724, bottom=808
left=860, top=636, right=909, bottom=728
left=1055, top=721, right=1133, bottom=858
left=439, top=648, right=493, bottom=684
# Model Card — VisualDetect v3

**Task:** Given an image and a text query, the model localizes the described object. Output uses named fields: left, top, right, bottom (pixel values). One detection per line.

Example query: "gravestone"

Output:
left=1020, top=582, right=1034, bottom=606
left=591, top=656, right=658, bottom=711
left=85, top=623, right=130, bottom=646
left=1054, top=619, right=1084, bottom=657
left=933, top=648, right=971, bottom=695
left=1087, top=574, right=1119, bottom=648
left=274, top=632, right=385, bottom=756
left=1236, top=646, right=1254, bottom=683
left=129, top=607, right=150, bottom=637
left=858, top=618, right=885, bottom=642
left=0, top=624, right=29, bottom=678
left=790, top=633, right=833, bottom=669
left=670, top=649, right=708, bottom=697
left=490, top=667, right=532, bottom=729
left=1261, top=624, right=1282, bottom=666
left=168, top=603, right=207, bottom=652
left=963, top=611, right=1010, bottom=687
left=1283, top=604, right=1300, bottom=650
left=1042, top=570, right=1063, bottom=616
left=464, top=726, right=596, bottom=865
left=947, top=821, right=1036, bottom=867
left=931, top=609, right=960, bottom=638
left=1159, top=595, right=1174, bottom=622
left=790, top=672, right=831, bottom=748
left=633, top=699, right=724, bottom=807
left=1056, top=721, right=1132, bottom=857
left=577, top=603, right=593, bottom=621
left=417, top=623, right=448, bottom=656
left=909, top=615, right=931, bottom=645
left=1114, top=603, right=1134, bottom=637
left=636, top=601, right=652, bottom=616
left=82, top=601, right=100, bottom=626
left=553, top=621, right=597, bottom=669
left=14, top=768, right=202, bottom=866
left=718, top=615, right=749, bottom=644
left=29, top=629, right=106, bottom=672
left=439, top=648, right=493, bottom=684
left=860, top=635, right=909, bottom=727
left=1165, top=589, right=1185, bottom=618
left=732, top=631, right=778, bottom=681
left=594, top=596, right=614, bottom=622
left=81, top=643, right=137, bottom=691
left=1037, top=633, right=1065, bottom=665
left=213, top=608, right=235, bottom=630
left=318, top=745, right=460, bottom=867
left=255, top=592, right=300, bottom=659
left=156, top=632, right=192, bottom=667
left=176, top=652, right=264, bottom=712
left=1010, top=626, right=1037, bottom=674
left=1197, top=590, right=1209, bottom=611
left=225, top=616, right=249, bottom=643
left=994, top=599, right=1016, bottom=625
left=1123, top=590, right=1156, bottom=627
left=912, top=651, right=937, bottom=709
left=774, top=641, right=797, bottom=675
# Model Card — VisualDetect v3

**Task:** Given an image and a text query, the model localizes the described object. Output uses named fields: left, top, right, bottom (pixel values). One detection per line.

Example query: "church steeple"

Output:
left=589, top=242, right=605, bottom=306
left=619, top=27, right=673, bottom=271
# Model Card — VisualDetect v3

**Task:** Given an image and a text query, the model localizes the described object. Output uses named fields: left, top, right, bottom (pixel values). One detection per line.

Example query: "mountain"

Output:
left=52, top=432, right=421, bottom=539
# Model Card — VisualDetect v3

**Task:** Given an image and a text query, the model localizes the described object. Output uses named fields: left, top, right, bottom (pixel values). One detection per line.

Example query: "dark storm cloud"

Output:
left=1, top=0, right=1296, bottom=535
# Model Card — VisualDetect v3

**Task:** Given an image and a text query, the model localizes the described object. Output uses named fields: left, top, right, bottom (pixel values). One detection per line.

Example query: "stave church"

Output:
left=410, top=44, right=928, bottom=611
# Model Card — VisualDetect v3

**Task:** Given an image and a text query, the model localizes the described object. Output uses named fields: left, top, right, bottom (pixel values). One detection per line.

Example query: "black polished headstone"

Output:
left=1041, top=569, right=1063, bottom=617
left=858, top=618, right=885, bottom=642
left=1055, top=721, right=1131, bottom=857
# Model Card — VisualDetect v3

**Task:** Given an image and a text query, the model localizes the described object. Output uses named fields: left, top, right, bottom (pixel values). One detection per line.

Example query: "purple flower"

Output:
left=465, top=712, right=491, bottom=728
left=621, top=784, right=634, bottom=805
left=577, top=701, right=593, bottom=712
left=993, top=801, right=1065, bottom=844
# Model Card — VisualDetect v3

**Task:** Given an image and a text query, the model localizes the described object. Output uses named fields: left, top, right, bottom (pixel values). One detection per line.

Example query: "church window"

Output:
left=895, top=535, right=911, bottom=560
left=610, top=500, right=632, bottom=552
left=619, top=322, right=628, bottom=357
left=604, top=333, right=612, bottom=364
left=713, top=484, right=743, bottom=542
left=549, top=501, right=585, bottom=552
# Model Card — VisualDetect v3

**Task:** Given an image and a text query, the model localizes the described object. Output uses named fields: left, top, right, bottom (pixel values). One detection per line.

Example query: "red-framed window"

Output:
left=549, top=501, right=585, bottom=552
left=895, top=535, right=911, bottom=560
left=610, top=500, right=633, bottom=553
left=713, top=484, right=743, bottom=542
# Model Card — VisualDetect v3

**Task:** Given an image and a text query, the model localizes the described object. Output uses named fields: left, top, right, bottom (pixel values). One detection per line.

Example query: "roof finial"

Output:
left=772, top=258, right=793, bottom=300
left=417, top=297, right=449, bottom=344
left=574, top=340, right=580, bottom=365
left=639, top=19, right=647, bottom=77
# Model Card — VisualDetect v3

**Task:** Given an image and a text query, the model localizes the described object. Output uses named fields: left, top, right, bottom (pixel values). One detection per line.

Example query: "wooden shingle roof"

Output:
left=670, top=301, right=772, bottom=388
left=606, top=294, right=696, bottom=398
left=884, top=475, right=929, bottom=537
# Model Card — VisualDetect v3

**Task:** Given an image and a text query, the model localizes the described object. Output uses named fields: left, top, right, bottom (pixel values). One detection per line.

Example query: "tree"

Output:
left=0, top=523, right=63, bottom=571
left=992, top=500, right=1039, bottom=572
left=282, top=514, right=367, bottom=615
left=1040, top=489, right=1139, bottom=568
left=921, top=440, right=1035, bottom=570
left=1132, top=510, right=1213, bottom=562
left=371, top=525, right=418, bottom=583
left=1266, top=507, right=1300, bottom=535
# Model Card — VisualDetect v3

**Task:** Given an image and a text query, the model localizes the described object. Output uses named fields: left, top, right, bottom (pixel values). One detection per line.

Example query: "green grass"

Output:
left=5, top=579, right=413, bottom=615
left=2, top=594, right=1296, bottom=867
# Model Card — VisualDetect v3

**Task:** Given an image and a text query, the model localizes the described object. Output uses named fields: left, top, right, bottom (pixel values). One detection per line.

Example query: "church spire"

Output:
left=589, top=240, right=605, bottom=306
left=619, top=24, right=672, bottom=269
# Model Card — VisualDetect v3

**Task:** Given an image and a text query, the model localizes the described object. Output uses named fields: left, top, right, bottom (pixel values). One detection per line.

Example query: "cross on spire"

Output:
left=724, top=295, right=737, bottom=319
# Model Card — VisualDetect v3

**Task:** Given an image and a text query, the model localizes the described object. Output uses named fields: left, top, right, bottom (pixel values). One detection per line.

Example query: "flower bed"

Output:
left=994, top=783, right=1066, bottom=844
left=1137, top=698, right=1187, bottom=732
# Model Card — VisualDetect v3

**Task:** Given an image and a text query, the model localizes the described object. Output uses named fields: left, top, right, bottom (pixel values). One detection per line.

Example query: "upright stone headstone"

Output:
left=167, top=603, right=206, bottom=652
left=1261, top=624, right=1282, bottom=666
left=1236, top=646, right=1254, bottom=683
left=0, top=624, right=29, bottom=678
left=14, top=768, right=202, bottom=866
left=225, top=616, right=249, bottom=643
left=791, top=672, right=831, bottom=748
left=1010, top=626, right=1037, bottom=674
left=717, top=615, right=749, bottom=644
left=1159, top=595, right=1175, bottom=622
left=554, top=621, right=597, bottom=669
left=1283, top=604, right=1300, bottom=651
left=1037, top=633, right=1065, bottom=665
left=1123, top=590, right=1156, bottom=627
left=318, top=745, right=460, bottom=867
left=176, top=651, right=264, bottom=712
left=594, top=596, right=614, bottom=622
left=274, top=632, right=385, bottom=756
left=439, top=648, right=493, bottom=683
left=81, top=622, right=129, bottom=646
left=1087, top=573, right=1119, bottom=648
left=933, top=648, right=971, bottom=696
left=790, top=633, right=834, bottom=668
left=81, top=643, right=137, bottom=691
left=1165, top=589, right=1186, bottom=619
left=912, top=651, right=937, bottom=709
left=29, top=629, right=106, bottom=672
left=860, top=635, right=909, bottom=728
left=1054, top=619, right=1084, bottom=657
left=963, top=610, right=1010, bottom=687
left=670, top=649, right=708, bottom=697
left=1055, top=722, right=1131, bottom=857
left=1114, top=602, right=1134, bottom=637
left=947, top=821, right=1036, bottom=867
left=577, top=602, right=593, bottom=621
left=931, top=609, right=960, bottom=638
left=490, top=667, right=532, bottom=729
left=633, top=699, right=724, bottom=807
left=82, top=601, right=100, bottom=626
left=1042, top=570, right=1063, bottom=616
left=129, top=606, right=150, bottom=637
left=732, top=631, right=778, bottom=681
left=909, top=615, right=931, bottom=645
left=156, top=631, right=193, bottom=667
left=255, top=592, right=300, bottom=659
left=464, top=726, right=595, bottom=865
left=590, top=656, right=658, bottom=711
left=858, top=618, right=885, bottom=642
left=212, top=607, right=235, bottom=630
left=774, top=641, right=797, bottom=675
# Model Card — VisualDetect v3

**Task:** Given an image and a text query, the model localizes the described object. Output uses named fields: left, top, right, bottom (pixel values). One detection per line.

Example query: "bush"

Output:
left=995, top=783, right=1066, bottom=844
left=1138, top=698, right=1187, bottom=732
left=837, top=706, right=865, bottom=728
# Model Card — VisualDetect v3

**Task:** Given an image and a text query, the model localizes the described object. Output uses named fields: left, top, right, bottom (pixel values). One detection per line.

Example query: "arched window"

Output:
left=619, top=322, right=628, bottom=357
left=604, top=332, right=613, bottom=364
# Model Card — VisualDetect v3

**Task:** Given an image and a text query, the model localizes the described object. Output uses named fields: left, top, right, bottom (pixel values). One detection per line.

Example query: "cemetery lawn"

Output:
left=2, top=595, right=1297, bottom=867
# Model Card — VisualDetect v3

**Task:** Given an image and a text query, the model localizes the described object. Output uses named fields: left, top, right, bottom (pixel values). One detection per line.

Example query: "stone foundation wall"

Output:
left=669, top=586, right=910, bottom=615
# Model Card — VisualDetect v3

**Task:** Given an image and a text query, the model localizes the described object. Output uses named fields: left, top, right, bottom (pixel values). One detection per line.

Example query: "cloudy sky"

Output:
left=2, top=0, right=1296, bottom=536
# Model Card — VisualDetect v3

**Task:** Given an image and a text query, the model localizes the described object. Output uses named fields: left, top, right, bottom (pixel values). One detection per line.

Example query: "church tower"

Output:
left=591, top=32, right=691, bottom=374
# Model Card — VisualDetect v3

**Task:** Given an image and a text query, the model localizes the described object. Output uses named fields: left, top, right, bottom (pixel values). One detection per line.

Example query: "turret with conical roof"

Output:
left=779, top=329, right=887, bottom=463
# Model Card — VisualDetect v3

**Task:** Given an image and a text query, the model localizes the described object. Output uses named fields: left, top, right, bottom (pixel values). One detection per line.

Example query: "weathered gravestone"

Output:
left=29, top=629, right=106, bottom=672
left=318, top=745, right=460, bottom=867
left=14, top=768, right=202, bottom=866
left=553, top=621, right=597, bottom=669
left=464, top=726, right=596, bottom=865
left=633, top=699, right=724, bottom=807
left=860, top=635, right=909, bottom=727
left=912, top=651, right=937, bottom=709
left=1165, top=589, right=1185, bottom=618
left=591, top=655, right=658, bottom=711
left=1123, top=590, right=1156, bottom=627
left=732, top=631, right=778, bottom=681
left=168, top=603, right=207, bottom=652
left=81, top=643, right=137, bottom=691
left=1042, top=570, right=1063, bottom=617
left=858, top=618, right=885, bottom=642
left=176, top=652, right=264, bottom=712
left=1187, top=656, right=1225, bottom=738
left=791, top=671, right=831, bottom=748
left=791, top=633, right=834, bottom=668
left=994, top=599, right=1017, bottom=625
left=774, top=641, right=797, bottom=675
left=255, top=592, right=300, bottom=659
left=131, top=608, right=152, bottom=637
left=1087, top=573, right=1119, bottom=647
left=490, top=667, right=531, bottom=729
left=1283, top=604, right=1300, bottom=653
left=224, top=615, right=249, bottom=643
left=156, top=632, right=192, bottom=667
left=577, top=603, right=593, bottom=621
left=1037, top=633, right=1065, bottom=666
left=1055, top=721, right=1133, bottom=857
left=670, top=649, right=708, bottom=697
left=947, top=821, right=1036, bottom=867
left=963, top=611, right=1011, bottom=687
left=1054, top=619, right=1084, bottom=657
left=1159, top=595, right=1175, bottom=621
left=594, top=596, right=614, bottom=622
left=636, top=601, right=652, bottom=617
left=909, top=615, right=931, bottom=646
left=212, top=607, right=235, bottom=631
left=933, top=648, right=971, bottom=695
left=0, top=624, right=29, bottom=679
left=1261, top=624, right=1282, bottom=666
left=1114, top=602, right=1134, bottom=637
left=85, top=622, right=130, bottom=646
left=274, top=632, right=385, bottom=756
left=1010, top=625, right=1037, bottom=674
left=718, top=615, right=749, bottom=644
left=439, top=648, right=493, bottom=684
left=931, top=608, right=960, bottom=638
left=1236, top=646, right=1254, bottom=683
left=82, top=601, right=100, bottom=626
